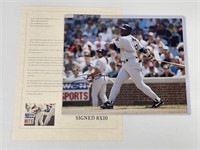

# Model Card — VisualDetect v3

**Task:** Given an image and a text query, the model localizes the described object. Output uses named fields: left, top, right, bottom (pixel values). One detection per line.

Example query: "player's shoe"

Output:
left=100, top=101, right=113, bottom=109
left=151, top=99, right=164, bottom=108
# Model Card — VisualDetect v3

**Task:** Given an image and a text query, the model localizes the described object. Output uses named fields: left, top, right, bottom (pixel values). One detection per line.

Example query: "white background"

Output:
left=1, top=0, right=200, bottom=150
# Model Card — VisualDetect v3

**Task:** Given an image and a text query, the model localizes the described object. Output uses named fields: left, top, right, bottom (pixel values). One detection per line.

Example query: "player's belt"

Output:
left=93, top=73, right=104, bottom=80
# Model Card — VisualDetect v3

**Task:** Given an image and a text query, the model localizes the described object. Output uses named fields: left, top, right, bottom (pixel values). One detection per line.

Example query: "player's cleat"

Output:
left=100, top=101, right=113, bottom=109
left=151, top=99, right=164, bottom=108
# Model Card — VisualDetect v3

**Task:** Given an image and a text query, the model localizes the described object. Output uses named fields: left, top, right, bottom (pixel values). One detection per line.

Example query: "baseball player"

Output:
left=101, top=24, right=163, bottom=109
left=44, top=103, right=55, bottom=126
left=87, top=49, right=108, bottom=106
left=32, top=104, right=44, bottom=126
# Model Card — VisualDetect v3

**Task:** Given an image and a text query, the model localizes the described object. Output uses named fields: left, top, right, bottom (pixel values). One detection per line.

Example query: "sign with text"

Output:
left=63, top=81, right=90, bottom=101
left=24, top=113, right=35, bottom=125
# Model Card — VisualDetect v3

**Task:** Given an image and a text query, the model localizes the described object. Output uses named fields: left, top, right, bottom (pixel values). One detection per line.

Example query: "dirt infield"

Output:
left=62, top=105, right=188, bottom=115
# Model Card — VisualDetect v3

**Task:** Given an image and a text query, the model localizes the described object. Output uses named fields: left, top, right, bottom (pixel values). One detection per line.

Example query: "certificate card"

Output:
left=12, top=6, right=122, bottom=140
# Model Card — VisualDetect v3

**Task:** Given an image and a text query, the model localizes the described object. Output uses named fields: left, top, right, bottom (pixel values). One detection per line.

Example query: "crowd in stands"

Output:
left=63, top=17, right=185, bottom=79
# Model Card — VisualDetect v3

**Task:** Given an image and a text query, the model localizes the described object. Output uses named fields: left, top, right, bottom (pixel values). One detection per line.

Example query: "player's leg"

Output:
left=34, top=112, right=41, bottom=126
left=101, top=68, right=130, bottom=109
left=39, top=113, right=44, bottom=126
left=128, top=69, right=163, bottom=107
left=91, top=79, right=102, bottom=106
left=128, top=69, right=157, bottom=99
left=44, top=107, right=55, bottom=125
left=44, top=113, right=51, bottom=126
left=99, top=77, right=108, bottom=104
left=108, top=68, right=130, bottom=102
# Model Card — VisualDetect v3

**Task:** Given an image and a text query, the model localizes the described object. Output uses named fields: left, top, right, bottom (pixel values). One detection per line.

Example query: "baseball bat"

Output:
left=153, top=58, right=185, bottom=68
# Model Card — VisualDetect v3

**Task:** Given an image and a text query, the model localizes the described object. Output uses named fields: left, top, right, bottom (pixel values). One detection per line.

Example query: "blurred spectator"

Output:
left=161, top=19, right=170, bottom=28
left=94, top=34, right=106, bottom=50
left=176, top=20, right=183, bottom=41
left=170, top=56, right=181, bottom=74
left=82, top=51, right=92, bottom=73
left=177, top=42, right=185, bottom=63
left=63, top=66, right=68, bottom=80
left=158, top=45, right=164, bottom=56
left=81, top=35, right=95, bottom=51
left=64, top=70, right=74, bottom=78
left=83, top=24, right=93, bottom=37
left=138, top=19, right=148, bottom=29
left=64, top=53, right=78, bottom=72
left=74, top=44, right=84, bottom=58
left=145, top=63, right=159, bottom=77
left=104, top=42, right=112, bottom=56
left=153, top=61, right=163, bottom=76
left=141, top=58, right=150, bottom=77
left=147, top=19, right=156, bottom=28
left=155, top=36, right=165, bottom=47
left=84, top=62, right=95, bottom=75
left=70, top=66, right=83, bottom=78
left=98, top=23, right=110, bottom=41
left=137, top=34, right=147, bottom=46
left=160, top=46, right=174, bottom=63
left=63, top=72, right=67, bottom=80
left=108, top=50, right=117, bottom=64
left=72, top=25, right=82, bottom=39
left=115, top=54, right=122, bottom=65
left=64, top=24, right=73, bottom=45
left=156, top=23, right=172, bottom=42
left=168, top=24, right=177, bottom=34
left=160, top=64, right=174, bottom=77
left=108, top=61, right=118, bottom=78
left=146, top=32, right=156, bottom=46
left=64, top=51, right=70, bottom=65
left=169, top=46, right=180, bottom=57
left=149, top=44, right=162, bottom=61
left=179, top=50, right=185, bottom=64
left=168, top=32, right=181, bottom=47
left=161, top=50, right=173, bottom=67
left=176, top=42, right=184, bottom=52
left=171, top=19, right=179, bottom=27
left=176, top=67, right=185, bottom=77
left=87, top=45, right=96, bottom=57
left=76, top=57, right=86, bottom=71
left=68, top=41, right=76, bottom=53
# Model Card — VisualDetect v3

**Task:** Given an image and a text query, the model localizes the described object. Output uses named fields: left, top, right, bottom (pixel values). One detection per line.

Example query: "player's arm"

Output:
left=138, top=47, right=150, bottom=57
left=135, top=38, right=152, bottom=58
left=109, top=42, right=118, bottom=50
left=109, top=36, right=123, bottom=51
left=88, top=68, right=101, bottom=78
left=87, top=60, right=101, bottom=78
left=138, top=47, right=155, bottom=60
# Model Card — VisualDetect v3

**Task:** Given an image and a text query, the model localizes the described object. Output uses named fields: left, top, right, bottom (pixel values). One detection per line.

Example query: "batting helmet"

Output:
left=96, top=49, right=105, bottom=56
left=119, top=24, right=132, bottom=36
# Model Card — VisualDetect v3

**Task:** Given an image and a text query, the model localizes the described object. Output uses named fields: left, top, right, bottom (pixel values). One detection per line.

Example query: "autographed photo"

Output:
left=62, top=15, right=188, bottom=114
left=24, top=103, right=55, bottom=126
